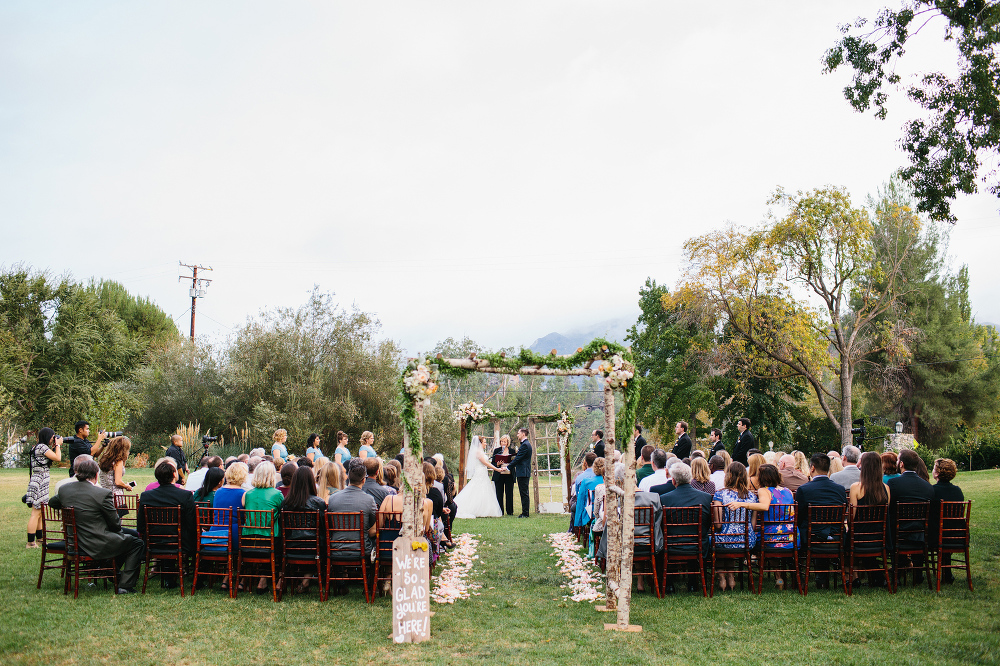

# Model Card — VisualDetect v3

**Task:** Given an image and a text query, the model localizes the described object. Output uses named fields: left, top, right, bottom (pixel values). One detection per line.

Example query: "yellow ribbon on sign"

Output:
left=411, top=541, right=428, bottom=552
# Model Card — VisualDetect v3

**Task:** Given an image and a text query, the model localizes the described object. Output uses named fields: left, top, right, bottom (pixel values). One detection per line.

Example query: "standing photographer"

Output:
left=65, top=420, right=108, bottom=477
left=164, top=435, right=189, bottom=483
left=25, top=428, right=62, bottom=548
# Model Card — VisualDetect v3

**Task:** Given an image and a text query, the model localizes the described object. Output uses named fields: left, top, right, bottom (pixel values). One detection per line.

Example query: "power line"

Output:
left=178, top=262, right=213, bottom=342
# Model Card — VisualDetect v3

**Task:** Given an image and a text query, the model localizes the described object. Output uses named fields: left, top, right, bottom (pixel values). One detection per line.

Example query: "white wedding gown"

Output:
left=454, top=443, right=503, bottom=519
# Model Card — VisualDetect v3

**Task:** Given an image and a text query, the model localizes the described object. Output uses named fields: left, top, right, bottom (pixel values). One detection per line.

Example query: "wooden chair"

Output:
left=115, top=493, right=139, bottom=530
left=374, top=511, right=403, bottom=598
left=661, top=506, right=708, bottom=597
left=845, top=503, right=891, bottom=595
left=281, top=510, right=325, bottom=600
left=193, top=507, right=234, bottom=598
left=755, top=503, right=802, bottom=594
left=632, top=505, right=660, bottom=598
left=62, top=507, right=119, bottom=598
left=891, top=502, right=933, bottom=590
left=237, top=509, right=281, bottom=602
left=141, top=505, right=186, bottom=596
left=194, top=501, right=211, bottom=510
left=801, top=504, right=848, bottom=595
left=37, top=503, right=68, bottom=589
left=710, top=505, right=756, bottom=596
left=933, top=500, right=973, bottom=592
left=324, top=511, right=370, bottom=603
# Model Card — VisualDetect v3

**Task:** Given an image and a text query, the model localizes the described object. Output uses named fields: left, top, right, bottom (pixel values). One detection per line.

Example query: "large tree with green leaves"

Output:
left=823, top=1, right=1000, bottom=221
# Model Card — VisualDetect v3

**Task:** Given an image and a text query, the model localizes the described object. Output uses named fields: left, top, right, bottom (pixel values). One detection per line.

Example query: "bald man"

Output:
left=778, top=454, right=808, bottom=493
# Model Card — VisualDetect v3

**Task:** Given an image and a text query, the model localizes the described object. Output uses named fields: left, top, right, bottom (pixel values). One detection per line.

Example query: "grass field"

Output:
left=1, top=468, right=998, bottom=665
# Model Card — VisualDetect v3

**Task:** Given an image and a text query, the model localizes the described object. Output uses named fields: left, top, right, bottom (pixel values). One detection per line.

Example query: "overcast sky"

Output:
left=2, top=1, right=997, bottom=356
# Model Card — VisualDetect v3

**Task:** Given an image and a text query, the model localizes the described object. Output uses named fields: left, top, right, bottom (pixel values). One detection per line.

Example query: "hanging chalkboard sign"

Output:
left=391, top=536, right=431, bottom=643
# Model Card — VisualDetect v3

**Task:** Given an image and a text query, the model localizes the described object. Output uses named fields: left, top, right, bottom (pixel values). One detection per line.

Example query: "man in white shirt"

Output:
left=708, top=454, right=727, bottom=489
left=183, top=456, right=223, bottom=492
left=638, top=449, right=669, bottom=492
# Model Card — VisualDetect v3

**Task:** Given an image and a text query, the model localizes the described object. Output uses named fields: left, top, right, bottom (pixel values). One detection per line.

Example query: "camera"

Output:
left=850, top=418, right=866, bottom=448
left=104, top=431, right=125, bottom=439
left=202, top=435, right=219, bottom=447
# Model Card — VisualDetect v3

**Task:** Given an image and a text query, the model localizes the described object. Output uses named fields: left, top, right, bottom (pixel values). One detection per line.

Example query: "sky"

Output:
left=2, top=1, right=998, bottom=356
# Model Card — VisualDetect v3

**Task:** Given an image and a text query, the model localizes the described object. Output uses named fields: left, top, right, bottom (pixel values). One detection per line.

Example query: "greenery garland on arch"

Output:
left=399, top=338, right=637, bottom=459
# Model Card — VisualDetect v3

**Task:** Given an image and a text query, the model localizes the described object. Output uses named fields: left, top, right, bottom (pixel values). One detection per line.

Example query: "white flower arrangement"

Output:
left=403, top=360, right=440, bottom=409
left=556, top=411, right=573, bottom=436
left=598, top=354, right=634, bottom=389
left=452, top=401, right=496, bottom=424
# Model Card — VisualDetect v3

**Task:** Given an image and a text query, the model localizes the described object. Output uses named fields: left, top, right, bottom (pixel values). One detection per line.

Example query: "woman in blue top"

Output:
left=305, top=433, right=323, bottom=462
left=574, top=458, right=606, bottom=529
left=724, top=463, right=795, bottom=589
left=271, top=429, right=289, bottom=465
left=712, top=461, right=758, bottom=591
left=358, top=431, right=378, bottom=459
left=211, top=461, right=248, bottom=592
left=334, top=430, right=352, bottom=465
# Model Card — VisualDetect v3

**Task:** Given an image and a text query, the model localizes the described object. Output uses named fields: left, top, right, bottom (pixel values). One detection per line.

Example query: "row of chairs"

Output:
left=591, top=500, right=973, bottom=598
left=36, top=503, right=409, bottom=602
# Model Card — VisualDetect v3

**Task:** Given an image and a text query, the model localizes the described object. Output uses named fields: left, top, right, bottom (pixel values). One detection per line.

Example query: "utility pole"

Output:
left=178, top=262, right=213, bottom=342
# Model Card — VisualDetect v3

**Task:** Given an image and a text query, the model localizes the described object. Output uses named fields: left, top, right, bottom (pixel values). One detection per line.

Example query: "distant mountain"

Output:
left=528, top=317, right=635, bottom=355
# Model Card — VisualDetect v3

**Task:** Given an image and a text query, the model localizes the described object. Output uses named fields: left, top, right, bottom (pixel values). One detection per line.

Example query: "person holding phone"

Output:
left=97, top=436, right=134, bottom=513
left=25, top=428, right=62, bottom=548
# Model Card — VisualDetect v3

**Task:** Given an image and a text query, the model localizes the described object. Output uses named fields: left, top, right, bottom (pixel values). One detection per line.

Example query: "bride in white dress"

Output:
left=454, top=436, right=504, bottom=519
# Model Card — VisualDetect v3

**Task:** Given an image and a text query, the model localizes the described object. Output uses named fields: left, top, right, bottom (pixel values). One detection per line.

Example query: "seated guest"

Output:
left=143, top=457, right=179, bottom=491
left=381, top=464, right=399, bottom=496
left=887, top=448, right=934, bottom=583
left=691, top=450, right=706, bottom=460
left=296, top=455, right=314, bottom=469
left=424, top=462, right=450, bottom=554
left=242, top=461, right=284, bottom=594
left=831, top=445, right=862, bottom=489
left=689, top=457, right=716, bottom=496
left=138, top=460, right=198, bottom=587
left=708, top=455, right=727, bottom=490
left=590, top=462, right=611, bottom=558
left=570, top=453, right=598, bottom=531
left=659, top=462, right=712, bottom=593
left=747, top=453, right=765, bottom=490
left=277, top=461, right=297, bottom=497
left=647, top=460, right=674, bottom=496
left=763, top=450, right=778, bottom=465
left=596, top=463, right=663, bottom=592
left=283, top=465, right=327, bottom=593
left=385, top=459, right=403, bottom=492
left=212, top=462, right=248, bottom=552
left=792, top=451, right=810, bottom=476
left=727, top=464, right=794, bottom=588
left=362, top=457, right=390, bottom=507
left=712, top=462, right=758, bottom=591
left=848, top=451, right=891, bottom=588
left=50, top=458, right=145, bottom=594
left=639, top=449, right=669, bottom=492
left=184, top=456, right=223, bottom=492
left=828, top=455, right=845, bottom=476
left=575, top=458, right=606, bottom=530
left=635, top=445, right=655, bottom=484
left=316, top=461, right=343, bottom=501
left=931, top=458, right=963, bottom=584
left=438, top=461, right=457, bottom=547
left=778, top=454, right=808, bottom=493
left=193, top=467, right=225, bottom=505
left=327, top=459, right=378, bottom=565
left=795, top=452, right=847, bottom=589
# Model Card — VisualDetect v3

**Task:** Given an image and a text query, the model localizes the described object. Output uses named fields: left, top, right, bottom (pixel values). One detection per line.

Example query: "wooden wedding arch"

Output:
left=396, top=339, right=644, bottom=632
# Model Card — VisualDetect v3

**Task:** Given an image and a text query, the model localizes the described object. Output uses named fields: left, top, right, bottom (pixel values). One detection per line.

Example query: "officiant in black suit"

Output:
left=505, top=427, right=533, bottom=518
left=491, top=435, right=516, bottom=516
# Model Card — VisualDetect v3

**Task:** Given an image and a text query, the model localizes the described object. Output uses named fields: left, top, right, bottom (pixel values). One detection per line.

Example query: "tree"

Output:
left=673, top=186, right=918, bottom=447
left=823, top=1, right=1000, bottom=222
left=626, top=278, right=715, bottom=439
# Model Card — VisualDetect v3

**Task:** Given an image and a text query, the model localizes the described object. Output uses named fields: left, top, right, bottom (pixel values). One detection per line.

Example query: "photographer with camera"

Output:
left=165, top=435, right=189, bottom=483
left=25, top=428, right=63, bottom=548
left=65, top=420, right=112, bottom=477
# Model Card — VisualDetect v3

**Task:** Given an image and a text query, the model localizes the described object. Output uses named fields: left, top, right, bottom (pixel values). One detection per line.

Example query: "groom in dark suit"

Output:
left=506, top=427, right=533, bottom=518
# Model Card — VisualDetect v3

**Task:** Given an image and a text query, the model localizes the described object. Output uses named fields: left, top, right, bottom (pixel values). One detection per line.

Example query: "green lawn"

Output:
left=1, top=468, right=998, bottom=665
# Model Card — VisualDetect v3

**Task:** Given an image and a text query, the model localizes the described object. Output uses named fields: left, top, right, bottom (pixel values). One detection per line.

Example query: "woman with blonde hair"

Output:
left=793, top=450, right=810, bottom=476
left=828, top=455, right=844, bottom=476
left=271, top=429, right=289, bottom=465
left=747, top=453, right=765, bottom=490
left=358, top=431, right=377, bottom=459
left=212, top=461, right=248, bottom=591
left=242, top=461, right=283, bottom=593
left=315, top=461, right=344, bottom=500
left=97, top=436, right=134, bottom=509
left=719, top=449, right=733, bottom=470
left=690, top=457, right=716, bottom=496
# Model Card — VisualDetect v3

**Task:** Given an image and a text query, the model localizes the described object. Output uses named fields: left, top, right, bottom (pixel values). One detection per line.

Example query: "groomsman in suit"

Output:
left=733, top=418, right=756, bottom=465
left=633, top=425, right=647, bottom=460
left=507, top=427, right=534, bottom=518
left=591, top=430, right=606, bottom=459
left=672, top=422, right=693, bottom=459
left=708, top=428, right=726, bottom=457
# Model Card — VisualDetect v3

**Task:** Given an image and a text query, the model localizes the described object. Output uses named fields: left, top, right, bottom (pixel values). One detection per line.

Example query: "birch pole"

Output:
left=602, top=385, right=621, bottom=611
left=458, top=418, right=468, bottom=492
left=401, top=413, right=427, bottom=539
left=616, top=415, right=637, bottom=629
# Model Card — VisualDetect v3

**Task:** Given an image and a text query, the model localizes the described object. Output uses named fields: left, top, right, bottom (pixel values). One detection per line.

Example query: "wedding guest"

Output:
left=828, top=455, right=845, bottom=476
left=747, top=453, right=765, bottom=490
left=569, top=453, right=597, bottom=532
left=305, top=433, right=323, bottom=463
left=138, top=460, right=197, bottom=587
left=647, top=452, right=675, bottom=495
left=185, top=456, right=223, bottom=492
left=881, top=451, right=900, bottom=483
left=590, top=459, right=609, bottom=557
left=97, top=436, right=133, bottom=509
left=24, top=428, right=62, bottom=548
left=793, top=451, right=810, bottom=476
left=712, top=462, right=758, bottom=591
left=847, top=451, right=891, bottom=588
left=283, top=465, right=327, bottom=593
left=763, top=450, right=778, bottom=465
left=358, top=431, right=378, bottom=459
left=659, top=462, right=712, bottom=593
left=271, top=429, right=289, bottom=466
left=242, top=461, right=284, bottom=594
left=576, top=457, right=607, bottom=531
left=719, top=449, right=733, bottom=470
left=831, top=445, right=862, bottom=489
left=425, top=462, right=450, bottom=553
left=777, top=454, right=808, bottom=493
left=639, top=449, right=668, bottom=491
left=193, top=467, right=225, bottom=505
left=326, top=460, right=378, bottom=595
left=385, top=459, right=402, bottom=492
left=316, top=461, right=344, bottom=500
left=635, top=445, right=655, bottom=484
left=334, top=431, right=352, bottom=465
left=142, top=458, right=177, bottom=491
left=213, top=462, right=248, bottom=555
left=689, top=457, right=716, bottom=496
left=887, top=449, right=934, bottom=584
left=296, top=455, right=314, bottom=469
left=359, top=457, right=389, bottom=508
left=277, top=461, right=297, bottom=497
left=930, top=458, right=963, bottom=584
left=727, top=464, right=794, bottom=588
left=596, top=463, right=663, bottom=592
left=795, top=453, right=847, bottom=589
left=691, top=450, right=706, bottom=460
left=708, top=455, right=727, bottom=489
